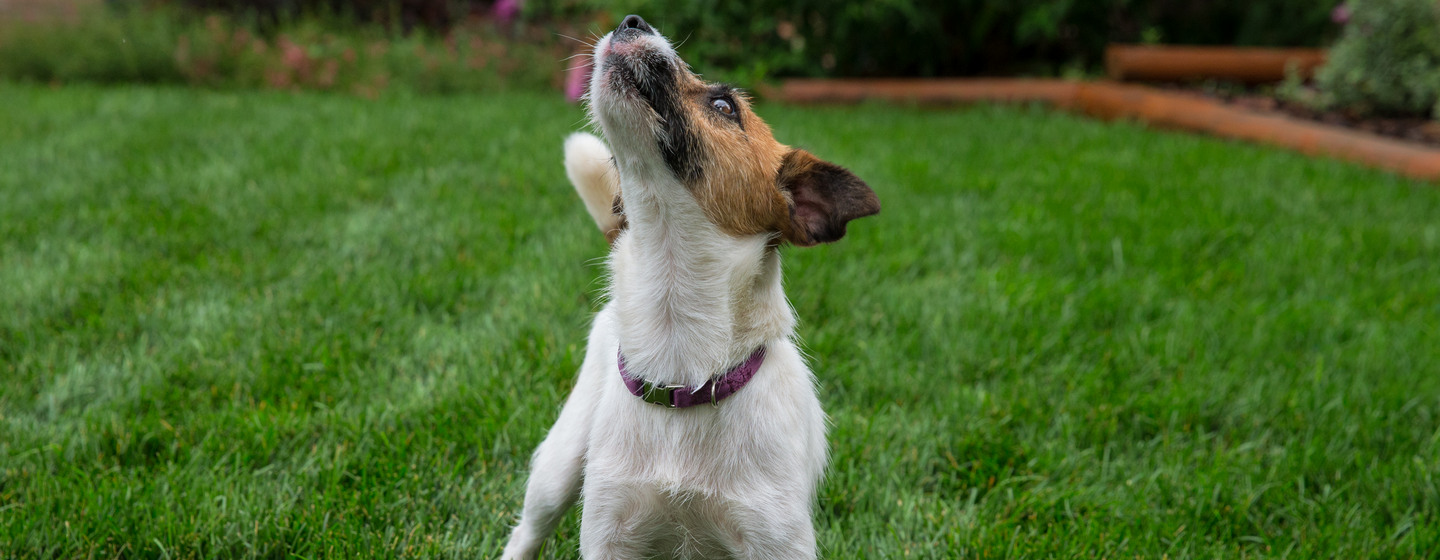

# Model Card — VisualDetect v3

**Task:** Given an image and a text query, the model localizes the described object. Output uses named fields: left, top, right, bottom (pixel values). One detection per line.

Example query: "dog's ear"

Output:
left=776, top=149, right=880, bottom=247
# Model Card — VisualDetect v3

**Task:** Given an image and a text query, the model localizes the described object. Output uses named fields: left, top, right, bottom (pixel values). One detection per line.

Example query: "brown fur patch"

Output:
left=628, top=63, right=878, bottom=245
left=669, top=76, right=794, bottom=237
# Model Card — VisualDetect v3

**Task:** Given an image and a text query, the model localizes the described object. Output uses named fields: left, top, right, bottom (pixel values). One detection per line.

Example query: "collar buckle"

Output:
left=638, top=381, right=683, bottom=408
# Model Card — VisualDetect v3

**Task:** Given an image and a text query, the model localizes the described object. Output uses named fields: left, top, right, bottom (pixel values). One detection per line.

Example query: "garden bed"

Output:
left=1181, top=86, right=1440, bottom=148
left=1102, top=45, right=1440, bottom=148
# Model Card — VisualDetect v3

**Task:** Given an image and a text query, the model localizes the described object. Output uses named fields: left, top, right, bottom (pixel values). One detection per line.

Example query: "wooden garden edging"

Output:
left=766, top=79, right=1078, bottom=107
left=1105, top=45, right=1326, bottom=82
left=767, top=78, right=1440, bottom=182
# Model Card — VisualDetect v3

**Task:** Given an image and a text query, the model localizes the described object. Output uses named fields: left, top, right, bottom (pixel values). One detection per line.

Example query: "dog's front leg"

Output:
left=728, top=499, right=818, bottom=560
left=501, top=389, right=595, bottom=560
left=577, top=483, right=666, bottom=560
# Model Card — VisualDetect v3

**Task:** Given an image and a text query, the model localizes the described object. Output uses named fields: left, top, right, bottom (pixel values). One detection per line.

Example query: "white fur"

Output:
left=501, top=27, right=828, bottom=560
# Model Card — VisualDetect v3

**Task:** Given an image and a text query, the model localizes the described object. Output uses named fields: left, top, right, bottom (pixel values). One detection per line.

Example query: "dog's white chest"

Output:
left=575, top=317, right=829, bottom=557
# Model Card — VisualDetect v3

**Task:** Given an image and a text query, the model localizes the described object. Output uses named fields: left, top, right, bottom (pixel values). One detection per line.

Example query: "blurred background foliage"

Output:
left=573, top=0, right=1341, bottom=82
left=0, top=0, right=1343, bottom=89
left=4, top=0, right=1438, bottom=121
left=163, top=0, right=1348, bottom=80
left=0, top=1, right=569, bottom=95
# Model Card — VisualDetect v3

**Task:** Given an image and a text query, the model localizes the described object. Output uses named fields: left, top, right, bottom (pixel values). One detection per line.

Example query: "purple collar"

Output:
left=618, top=347, right=766, bottom=409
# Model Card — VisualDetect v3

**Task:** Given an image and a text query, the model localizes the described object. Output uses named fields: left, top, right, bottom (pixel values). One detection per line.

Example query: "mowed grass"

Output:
left=1, top=83, right=1438, bottom=559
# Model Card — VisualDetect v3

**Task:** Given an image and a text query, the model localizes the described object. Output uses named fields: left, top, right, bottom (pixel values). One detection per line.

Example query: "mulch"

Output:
left=1185, top=87, right=1440, bottom=148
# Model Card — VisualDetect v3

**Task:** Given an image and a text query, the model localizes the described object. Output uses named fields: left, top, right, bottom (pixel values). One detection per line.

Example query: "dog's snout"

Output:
left=619, top=14, right=654, bottom=35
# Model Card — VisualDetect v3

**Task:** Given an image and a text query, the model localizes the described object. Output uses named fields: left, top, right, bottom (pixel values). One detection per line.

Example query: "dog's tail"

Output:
left=564, top=132, right=624, bottom=242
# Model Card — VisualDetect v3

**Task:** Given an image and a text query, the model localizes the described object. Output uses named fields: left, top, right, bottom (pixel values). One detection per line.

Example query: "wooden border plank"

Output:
left=763, top=79, right=1078, bottom=107
left=1105, top=45, right=1327, bottom=82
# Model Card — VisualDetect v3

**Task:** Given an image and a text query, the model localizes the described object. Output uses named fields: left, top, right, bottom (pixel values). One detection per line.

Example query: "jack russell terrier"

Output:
left=502, top=14, right=880, bottom=559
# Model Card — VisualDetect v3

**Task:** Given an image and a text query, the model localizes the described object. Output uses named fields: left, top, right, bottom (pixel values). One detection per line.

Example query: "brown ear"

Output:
left=777, top=149, right=880, bottom=247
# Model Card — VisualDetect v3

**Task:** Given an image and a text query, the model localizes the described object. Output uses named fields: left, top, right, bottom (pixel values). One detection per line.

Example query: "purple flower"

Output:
left=492, top=0, right=521, bottom=25
left=565, top=57, right=591, bottom=102
left=1332, top=3, right=1351, bottom=24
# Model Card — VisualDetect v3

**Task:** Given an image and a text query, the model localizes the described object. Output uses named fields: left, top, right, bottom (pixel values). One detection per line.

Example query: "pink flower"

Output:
left=565, top=57, right=591, bottom=102
left=279, top=36, right=308, bottom=72
left=492, top=0, right=521, bottom=26
left=1332, top=3, right=1351, bottom=24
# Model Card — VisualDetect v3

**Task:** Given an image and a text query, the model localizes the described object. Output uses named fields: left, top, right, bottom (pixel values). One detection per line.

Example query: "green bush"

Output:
left=1313, top=0, right=1440, bottom=118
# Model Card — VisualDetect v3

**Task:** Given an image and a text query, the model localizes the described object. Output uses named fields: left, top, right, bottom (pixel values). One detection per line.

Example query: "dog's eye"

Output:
left=711, top=97, right=734, bottom=116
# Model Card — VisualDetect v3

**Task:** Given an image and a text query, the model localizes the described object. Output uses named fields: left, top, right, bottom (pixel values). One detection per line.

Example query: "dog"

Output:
left=501, top=14, right=880, bottom=559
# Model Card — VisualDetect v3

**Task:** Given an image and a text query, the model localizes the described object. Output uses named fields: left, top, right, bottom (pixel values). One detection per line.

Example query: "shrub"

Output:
left=1312, top=0, right=1440, bottom=118
left=0, top=4, right=566, bottom=94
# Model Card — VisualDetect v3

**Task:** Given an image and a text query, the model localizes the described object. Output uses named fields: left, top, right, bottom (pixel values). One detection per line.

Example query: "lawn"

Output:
left=1, top=83, right=1438, bottom=559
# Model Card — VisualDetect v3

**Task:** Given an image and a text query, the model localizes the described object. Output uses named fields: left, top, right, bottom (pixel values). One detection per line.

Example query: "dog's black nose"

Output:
left=619, top=14, right=654, bottom=34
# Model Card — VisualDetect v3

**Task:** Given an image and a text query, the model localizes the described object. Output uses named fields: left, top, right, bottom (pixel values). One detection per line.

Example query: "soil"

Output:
left=1174, top=85, right=1440, bottom=148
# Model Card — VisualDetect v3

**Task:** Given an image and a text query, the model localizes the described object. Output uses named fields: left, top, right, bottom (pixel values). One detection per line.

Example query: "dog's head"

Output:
left=588, top=15, right=879, bottom=246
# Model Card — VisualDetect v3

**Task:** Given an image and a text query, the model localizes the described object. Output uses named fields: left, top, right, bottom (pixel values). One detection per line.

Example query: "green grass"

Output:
left=1, top=83, right=1438, bottom=559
